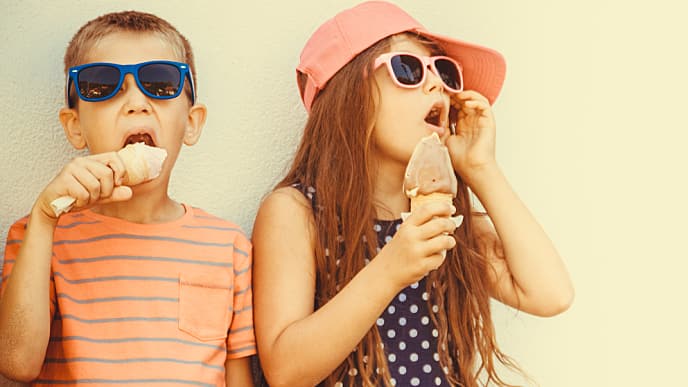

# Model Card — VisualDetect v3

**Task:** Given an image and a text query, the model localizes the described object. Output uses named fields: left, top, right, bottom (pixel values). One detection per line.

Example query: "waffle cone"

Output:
left=409, top=192, right=454, bottom=212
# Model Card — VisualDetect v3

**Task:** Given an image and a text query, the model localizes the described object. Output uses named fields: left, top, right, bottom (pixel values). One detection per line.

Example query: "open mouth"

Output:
left=424, top=105, right=442, bottom=127
left=123, top=133, right=156, bottom=147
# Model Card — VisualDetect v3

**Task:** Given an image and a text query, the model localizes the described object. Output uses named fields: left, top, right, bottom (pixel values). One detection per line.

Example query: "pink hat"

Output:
left=297, top=1, right=506, bottom=112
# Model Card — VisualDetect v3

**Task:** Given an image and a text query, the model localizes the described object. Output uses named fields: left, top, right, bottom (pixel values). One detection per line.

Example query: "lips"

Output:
left=424, top=101, right=448, bottom=135
left=123, top=132, right=156, bottom=148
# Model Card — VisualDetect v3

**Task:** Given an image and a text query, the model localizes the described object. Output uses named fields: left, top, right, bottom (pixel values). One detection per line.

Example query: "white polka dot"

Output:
left=433, top=352, right=440, bottom=361
left=387, top=329, right=396, bottom=338
left=398, top=293, right=407, bottom=302
left=435, top=376, right=442, bottom=385
left=363, top=355, right=369, bottom=363
left=432, top=329, right=439, bottom=337
left=410, top=281, right=419, bottom=289
left=409, top=304, right=419, bottom=313
left=376, top=318, right=385, bottom=326
left=388, top=353, right=396, bottom=362
left=336, top=259, right=341, bottom=266
left=390, top=378, right=397, bottom=386
left=398, top=317, right=407, bottom=326
left=443, top=366, right=449, bottom=374
left=307, top=186, right=316, bottom=193
left=376, top=367, right=381, bottom=374
left=364, top=258, right=370, bottom=265
left=348, top=368, right=358, bottom=376
left=410, top=352, right=419, bottom=362
left=387, top=305, right=396, bottom=314
left=385, top=235, right=393, bottom=243
left=411, top=377, right=421, bottom=386
left=432, top=304, right=439, bottom=313
left=398, top=366, right=407, bottom=375
left=422, top=340, right=430, bottom=349
left=421, top=316, right=430, bottom=325
left=376, top=247, right=382, bottom=253
left=395, top=223, right=402, bottom=231
left=374, top=224, right=382, bottom=232
left=399, top=341, right=406, bottom=350
left=422, top=292, right=429, bottom=300
left=423, top=364, right=433, bottom=373
left=306, top=192, right=313, bottom=199
left=325, top=248, right=330, bottom=256
left=334, top=382, right=343, bottom=387
left=409, top=329, right=418, bottom=338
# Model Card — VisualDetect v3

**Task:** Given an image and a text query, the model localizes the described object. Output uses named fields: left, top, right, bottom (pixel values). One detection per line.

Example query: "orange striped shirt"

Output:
left=1, top=204, right=255, bottom=386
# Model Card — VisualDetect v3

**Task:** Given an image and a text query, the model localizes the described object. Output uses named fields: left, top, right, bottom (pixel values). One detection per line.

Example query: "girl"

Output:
left=253, top=2, right=574, bottom=386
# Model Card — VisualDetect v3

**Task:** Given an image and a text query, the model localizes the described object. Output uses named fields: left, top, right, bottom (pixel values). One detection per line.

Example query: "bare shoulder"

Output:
left=253, top=186, right=316, bottom=264
left=254, top=186, right=313, bottom=234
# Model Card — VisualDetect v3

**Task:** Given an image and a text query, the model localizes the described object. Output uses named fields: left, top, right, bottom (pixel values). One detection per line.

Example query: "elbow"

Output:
left=261, top=360, right=316, bottom=387
left=536, top=286, right=575, bottom=317
left=0, top=348, right=45, bottom=382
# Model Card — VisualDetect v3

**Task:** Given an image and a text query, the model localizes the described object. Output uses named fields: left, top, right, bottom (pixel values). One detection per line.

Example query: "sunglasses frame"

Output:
left=374, top=52, right=463, bottom=93
left=66, top=60, right=195, bottom=108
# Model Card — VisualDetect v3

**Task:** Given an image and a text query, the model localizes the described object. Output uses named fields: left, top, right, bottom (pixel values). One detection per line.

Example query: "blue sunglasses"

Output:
left=66, top=60, right=195, bottom=108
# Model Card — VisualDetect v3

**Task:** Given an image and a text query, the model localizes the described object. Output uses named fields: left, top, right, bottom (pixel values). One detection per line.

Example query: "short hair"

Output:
left=64, top=11, right=196, bottom=104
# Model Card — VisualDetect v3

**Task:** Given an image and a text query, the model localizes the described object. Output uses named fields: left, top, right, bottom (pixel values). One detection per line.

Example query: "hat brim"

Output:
left=418, top=30, right=506, bottom=105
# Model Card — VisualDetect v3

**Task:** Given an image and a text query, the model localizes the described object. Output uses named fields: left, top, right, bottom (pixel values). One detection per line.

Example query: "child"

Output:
left=252, top=1, right=574, bottom=386
left=0, top=11, right=255, bottom=386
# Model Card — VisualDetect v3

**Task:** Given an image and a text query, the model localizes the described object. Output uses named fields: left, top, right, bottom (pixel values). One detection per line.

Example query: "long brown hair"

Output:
left=279, top=33, right=523, bottom=387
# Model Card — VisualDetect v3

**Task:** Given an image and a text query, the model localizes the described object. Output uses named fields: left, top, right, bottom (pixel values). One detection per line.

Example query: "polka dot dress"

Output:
left=374, top=219, right=445, bottom=386
left=294, top=185, right=448, bottom=386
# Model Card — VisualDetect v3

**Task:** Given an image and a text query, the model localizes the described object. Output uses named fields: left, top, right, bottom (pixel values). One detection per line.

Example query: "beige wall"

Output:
left=1, top=1, right=687, bottom=386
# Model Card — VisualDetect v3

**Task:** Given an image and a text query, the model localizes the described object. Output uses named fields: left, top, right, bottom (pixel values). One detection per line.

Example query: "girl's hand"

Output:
left=34, top=152, right=132, bottom=222
left=376, top=201, right=457, bottom=290
left=445, top=90, right=497, bottom=182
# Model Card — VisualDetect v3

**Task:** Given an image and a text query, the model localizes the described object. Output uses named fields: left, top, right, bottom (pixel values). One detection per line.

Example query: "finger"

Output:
left=453, top=90, right=490, bottom=104
left=423, top=251, right=449, bottom=272
left=98, top=186, right=133, bottom=204
left=417, top=216, right=458, bottom=240
left=84, top=160, right=117, bottom=199
left=66, top=161, right=103, bottom=204
left=90, top=151, right=126, bottom=186
left=407, top=201, right=456, bottom=226
left=420, top=234, right=456, bottom=260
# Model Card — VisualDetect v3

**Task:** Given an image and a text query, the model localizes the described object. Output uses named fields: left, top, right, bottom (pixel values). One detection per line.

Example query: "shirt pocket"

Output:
left=178, top=272, right=232, bottom=341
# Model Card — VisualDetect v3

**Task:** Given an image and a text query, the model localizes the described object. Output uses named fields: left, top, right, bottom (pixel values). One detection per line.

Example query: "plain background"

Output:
left=1, top=0, right=687, bottom=386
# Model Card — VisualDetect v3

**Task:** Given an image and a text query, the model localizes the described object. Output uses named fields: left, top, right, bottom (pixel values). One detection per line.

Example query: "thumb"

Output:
left=100, top=186, right=133, bottom=204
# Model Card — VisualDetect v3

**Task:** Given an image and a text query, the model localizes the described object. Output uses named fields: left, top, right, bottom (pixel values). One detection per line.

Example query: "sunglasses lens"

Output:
left=435, top=59, right=461, bottom=90
left=138, top=63, right=182, bottom=97
left=390, top=54, right=424, bottom=86
left=77, top=65, right=121, bottom=100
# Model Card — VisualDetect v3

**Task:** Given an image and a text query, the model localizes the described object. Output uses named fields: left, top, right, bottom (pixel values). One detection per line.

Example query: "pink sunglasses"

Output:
left=374, top=52, right=463, bottom=93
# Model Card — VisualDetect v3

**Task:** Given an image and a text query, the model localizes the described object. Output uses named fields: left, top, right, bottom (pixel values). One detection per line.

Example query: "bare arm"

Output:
left=225, top=357, right=254, bottom=387
left=471, top=164, right=574, bottom=317
left=0, top=209, right=55, bottom=381
left=0, top=152, right=131, bottom=381
left=253, top=187, right=456, bottom=387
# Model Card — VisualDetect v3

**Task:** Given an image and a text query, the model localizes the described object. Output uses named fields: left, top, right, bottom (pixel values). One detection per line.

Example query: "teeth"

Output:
left=125, top=133, right=155, bottom=147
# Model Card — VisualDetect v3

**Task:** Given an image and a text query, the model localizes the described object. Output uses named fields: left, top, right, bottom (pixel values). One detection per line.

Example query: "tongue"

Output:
left=125, top=133, right=154, bottom=147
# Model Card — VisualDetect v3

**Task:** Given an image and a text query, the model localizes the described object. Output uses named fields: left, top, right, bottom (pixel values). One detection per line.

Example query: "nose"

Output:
left=423, top=63, right=447, bottom=95
left=120, top=73, right=151, bottom=114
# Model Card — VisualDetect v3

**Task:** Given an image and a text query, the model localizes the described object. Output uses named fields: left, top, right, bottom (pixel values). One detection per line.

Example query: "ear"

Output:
left=59, top=107, right=87, bottom=150
left=183, top=103, right=207, bottom=146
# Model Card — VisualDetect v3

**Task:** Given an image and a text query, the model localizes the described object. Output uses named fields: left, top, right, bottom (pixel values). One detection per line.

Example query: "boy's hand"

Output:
left=446, top=90, right=498, bottom=183
left=376, top=201, right=457, bottom=290
left=35, top=152, right=133, bottom=221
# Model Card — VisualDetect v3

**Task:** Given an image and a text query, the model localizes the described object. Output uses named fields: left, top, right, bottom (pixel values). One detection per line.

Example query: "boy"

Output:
left=0, top=11, right=255, bottom=386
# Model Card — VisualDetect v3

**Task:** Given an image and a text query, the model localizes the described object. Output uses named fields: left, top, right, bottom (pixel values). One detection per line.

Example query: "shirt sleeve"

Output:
left=1, top=217, right=57, bottom=319
left=225, top=231, right=256, bottom=359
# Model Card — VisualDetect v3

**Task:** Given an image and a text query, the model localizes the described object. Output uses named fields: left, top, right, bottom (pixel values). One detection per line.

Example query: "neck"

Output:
left=371, top=157, right=410, bottom=220
left=91, top=185, right=184, bottom=224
